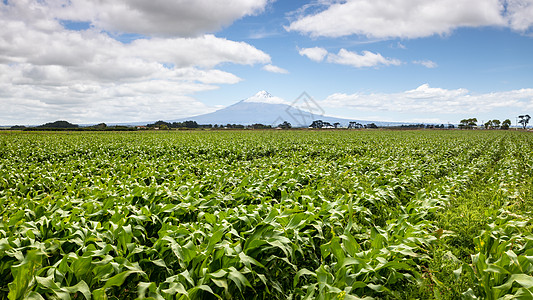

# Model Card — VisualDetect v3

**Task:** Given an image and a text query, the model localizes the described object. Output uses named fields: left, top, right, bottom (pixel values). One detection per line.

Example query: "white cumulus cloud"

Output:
left=413, top=60, right=438, bottom=68
left=52, top=0, right=271, bottom=37
left=327, top=49, right=402, bottom=68
left=299, top=47, right=402, bottom=68
left=320, top=84, right=533, bottom=115
left=262, top=64, right=289, bottom=74
left=505, top=0, right=533, bottom=31
left=298, top=47, right=328, bottom=62
left=287, top=0, right=533, bottom=39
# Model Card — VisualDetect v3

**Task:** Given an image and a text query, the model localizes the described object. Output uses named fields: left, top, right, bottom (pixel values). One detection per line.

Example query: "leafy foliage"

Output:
left=0, top=130, right=531, bottom=299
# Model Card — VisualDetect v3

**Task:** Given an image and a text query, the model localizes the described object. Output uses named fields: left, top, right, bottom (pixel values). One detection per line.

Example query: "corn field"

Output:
left=0, top=130, right=532, bottom=299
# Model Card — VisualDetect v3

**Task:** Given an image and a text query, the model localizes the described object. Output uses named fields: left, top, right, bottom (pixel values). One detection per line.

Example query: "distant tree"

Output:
left=492, top=119, right=501, bottom=129
left=459, top=118, right=477, bottom=129
left=322, top=122, right=333, bottom=128
left=108, top=125, right=133, bottom=131
left=89, top=123, right=107, bottom=129
left=333, top=122, right=340, bottom=129
left=348, top=122, right=363, bottom=129
left=518, top=115, right=531, bottom=129
left=502, top=119, right=511, bottom=130
left=365, top=123, right=378, bottom=129
left=309, top=120, right=324, bottom=129
left=251, top=124, right=271, bottom=129
left=10, top=125, right=26, bottom=130
left=38, top=120, right=78, bottom=129
left=448, top=124, right=455, bottom=129
left=183, top=121, right=199, bottom=128
left=468, top=118, right=477, bottom=129
left=400, top=124, right=424, bottom=129
left=155, top=120, right=170, bottom=126
left=278, top=121, right=292, bottom=129
left=148, top=120, right=171, bottom=129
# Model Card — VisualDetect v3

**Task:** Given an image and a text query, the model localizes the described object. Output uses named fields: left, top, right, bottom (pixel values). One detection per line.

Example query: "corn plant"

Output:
left=0, top=130, right=531, bottom=299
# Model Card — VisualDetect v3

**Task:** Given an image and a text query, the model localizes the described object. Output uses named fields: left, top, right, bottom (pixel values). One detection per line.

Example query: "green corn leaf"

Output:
left=505, top=250, right=522, bottom=272
left=137, top=282, right=164, bottom=300
left=92, top=270, right=145, bottom=298
left=206, top=229, right=224, bottom=254
left=293, top=268, right=316, bottom=288
left=8, top=250, right=43, bottom=300
left=25, top=291, right=45, bottom=300
left=453, top=265, right=462, bottom=280
left=340, top=233, right=360, bottom=257
left=513, top=288, right=533, bottom=300
left=61, top=280, right=91, bottom=300
left=209, top=269, right=227, bottom=278
left=462, top=288, right=478, bottom=298
left=494, top=274, right=533, bottom=291
left=162, top=282, right=188, bottom=296
left=72, top=256, right=92, bottom=280
left=484, top=264, right=511, bottom=275
left=178, top=269, right=195, bottom=287
left=227, top=267, right=251, bottom=293
left=238, top=251, right=265, bottom=269
left=211, top=278, right=228, bottom=290
left=188, top=284, right=221, bottom=299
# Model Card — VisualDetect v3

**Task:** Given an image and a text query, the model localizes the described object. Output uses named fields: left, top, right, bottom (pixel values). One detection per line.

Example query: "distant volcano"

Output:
left=172, top=91, right=390, bottom=127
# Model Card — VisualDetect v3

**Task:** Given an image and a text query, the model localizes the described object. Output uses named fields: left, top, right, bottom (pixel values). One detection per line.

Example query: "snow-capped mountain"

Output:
left=242, top=90, right=288, bottom=105
left=171, top=91, right=391, bottom=127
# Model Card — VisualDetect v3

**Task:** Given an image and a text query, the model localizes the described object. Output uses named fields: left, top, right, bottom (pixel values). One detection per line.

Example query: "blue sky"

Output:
left=1, top=0, right=533, bottom=125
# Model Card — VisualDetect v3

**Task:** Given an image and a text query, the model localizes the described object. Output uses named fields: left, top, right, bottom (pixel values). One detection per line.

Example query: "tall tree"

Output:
left=459, top=118, right=477, bottom=129
left=348, top=122, right=363, bottom=129
left=502, top=119, right=511, bottom=130
left=518, top=115, right=531, bottom=129
left=467, top=118, right=478, bottom=129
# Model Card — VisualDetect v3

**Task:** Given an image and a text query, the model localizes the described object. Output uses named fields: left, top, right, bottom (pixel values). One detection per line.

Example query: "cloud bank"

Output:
left=52, top=0, right=271, bottom=37
left=321, top=84, right=533, bottom=115
left=0, top=0, right=273, bottom=125
left=287, top=0, right=533, bottom=38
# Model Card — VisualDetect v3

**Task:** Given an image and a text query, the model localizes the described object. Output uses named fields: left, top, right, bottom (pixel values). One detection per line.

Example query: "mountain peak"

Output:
left=243, top=90, right=288, bottom=105
left=255, top=90, right=272, bottom=98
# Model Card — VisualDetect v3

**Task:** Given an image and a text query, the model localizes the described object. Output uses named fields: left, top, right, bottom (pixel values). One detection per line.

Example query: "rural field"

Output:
left=0, top=130, right=532, bottom=299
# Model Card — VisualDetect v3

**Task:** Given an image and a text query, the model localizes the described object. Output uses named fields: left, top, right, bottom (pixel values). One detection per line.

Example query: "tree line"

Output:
left=459, top=115, right=530, bottom=129
left=143, top=120, right=276, bottom=130
left=7, top=115, right=531, bottom=131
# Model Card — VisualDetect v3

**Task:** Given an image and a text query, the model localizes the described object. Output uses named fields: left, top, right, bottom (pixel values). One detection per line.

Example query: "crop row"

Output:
left=0, top=130, right=532, bottom=299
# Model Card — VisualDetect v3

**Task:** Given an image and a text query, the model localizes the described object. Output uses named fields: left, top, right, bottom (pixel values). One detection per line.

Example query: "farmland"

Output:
left=0, top=130, right=532, bottom=299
